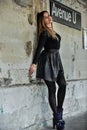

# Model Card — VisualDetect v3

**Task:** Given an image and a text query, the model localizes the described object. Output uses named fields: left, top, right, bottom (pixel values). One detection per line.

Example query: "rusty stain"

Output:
left=25, top=41, right=32, bottom=56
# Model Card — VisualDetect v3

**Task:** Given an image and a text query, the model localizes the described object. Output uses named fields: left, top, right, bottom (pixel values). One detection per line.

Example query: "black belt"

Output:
left=44, top=49, right=59, bottom=53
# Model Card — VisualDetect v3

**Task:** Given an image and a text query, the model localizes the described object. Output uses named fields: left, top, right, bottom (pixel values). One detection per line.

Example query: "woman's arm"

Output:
left=29, top=30, right=47, bottom=76
left=32, top=30, right=47, bottom=64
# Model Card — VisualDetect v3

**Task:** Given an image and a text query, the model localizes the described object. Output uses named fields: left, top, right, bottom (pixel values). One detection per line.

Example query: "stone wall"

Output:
left=0, top=0, right=87, bottom=130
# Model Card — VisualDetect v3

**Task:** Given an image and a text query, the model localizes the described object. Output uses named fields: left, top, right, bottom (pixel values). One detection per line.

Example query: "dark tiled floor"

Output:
left=41, top=112, right=87, bottom=130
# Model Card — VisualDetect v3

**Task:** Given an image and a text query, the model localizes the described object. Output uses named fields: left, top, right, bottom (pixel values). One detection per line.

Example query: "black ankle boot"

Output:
left=53, top=108, right=65, bottom=130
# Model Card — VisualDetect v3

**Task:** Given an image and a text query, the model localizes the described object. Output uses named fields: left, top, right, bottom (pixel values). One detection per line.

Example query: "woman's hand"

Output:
left=29, top=64, right=37, bottom=76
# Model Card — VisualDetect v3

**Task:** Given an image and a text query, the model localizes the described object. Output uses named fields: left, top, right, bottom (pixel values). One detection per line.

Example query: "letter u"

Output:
left=73, top=11, right=76, bottom=24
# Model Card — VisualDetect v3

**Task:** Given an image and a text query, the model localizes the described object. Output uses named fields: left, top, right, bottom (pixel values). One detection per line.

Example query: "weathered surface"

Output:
left=0, top=0, right=87, bottom=130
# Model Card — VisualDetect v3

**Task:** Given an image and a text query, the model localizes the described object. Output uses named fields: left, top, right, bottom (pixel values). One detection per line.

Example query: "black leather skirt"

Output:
left=36, top=49, right=64, bottom=81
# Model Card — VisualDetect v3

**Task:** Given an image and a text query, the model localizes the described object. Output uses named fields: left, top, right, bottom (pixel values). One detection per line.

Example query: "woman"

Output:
left=29, top=10, right=66, bottom=130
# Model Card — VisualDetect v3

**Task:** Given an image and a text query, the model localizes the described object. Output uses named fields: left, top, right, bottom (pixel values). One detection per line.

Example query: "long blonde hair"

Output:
left=37, top=11, right=56, bottom=38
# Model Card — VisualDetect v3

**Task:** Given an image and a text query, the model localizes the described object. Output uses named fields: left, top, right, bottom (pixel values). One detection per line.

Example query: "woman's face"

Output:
left=43, top=12, right=53, bottom=26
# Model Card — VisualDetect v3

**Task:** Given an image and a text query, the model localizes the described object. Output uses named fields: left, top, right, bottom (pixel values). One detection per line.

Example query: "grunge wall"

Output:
left=0, top=0, right=87, bottom=130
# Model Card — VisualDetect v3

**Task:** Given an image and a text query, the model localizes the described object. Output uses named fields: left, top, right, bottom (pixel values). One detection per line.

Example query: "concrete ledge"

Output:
left=0, top=79, right=87, bottom=130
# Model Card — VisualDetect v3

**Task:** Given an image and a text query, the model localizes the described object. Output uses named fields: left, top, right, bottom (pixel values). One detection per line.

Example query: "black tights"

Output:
left=44, top=73, right=66, bottom=114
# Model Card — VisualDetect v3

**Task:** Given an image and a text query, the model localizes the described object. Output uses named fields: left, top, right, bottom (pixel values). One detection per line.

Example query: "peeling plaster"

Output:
left=64, top=0, right=87, bottom=12
left=25, top=41, right=32, bottom=56
left=28, top=13, right=33, bottom=25
left=0, top=78, right=12, bottom=86
left=14, top=0, right=33, bottom=7
left=40, top=0, right=47, bottom=10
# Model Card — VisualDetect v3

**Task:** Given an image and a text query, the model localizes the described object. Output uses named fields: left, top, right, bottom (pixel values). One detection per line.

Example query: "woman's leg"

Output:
left=44, top=80, right=57, bottom=114
left=56, top=72, right=66, bottom=109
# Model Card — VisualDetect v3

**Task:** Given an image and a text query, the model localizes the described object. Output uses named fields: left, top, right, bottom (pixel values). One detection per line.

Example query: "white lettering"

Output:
left=73, top=11, right=76, bottom=24
left=58, top=8, right=63, bottom=18
left=68, top=13, right=72, bottom=22
left=52, top=3, right=57, bottom=16
left=52, top=3, right=72, bottom=22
